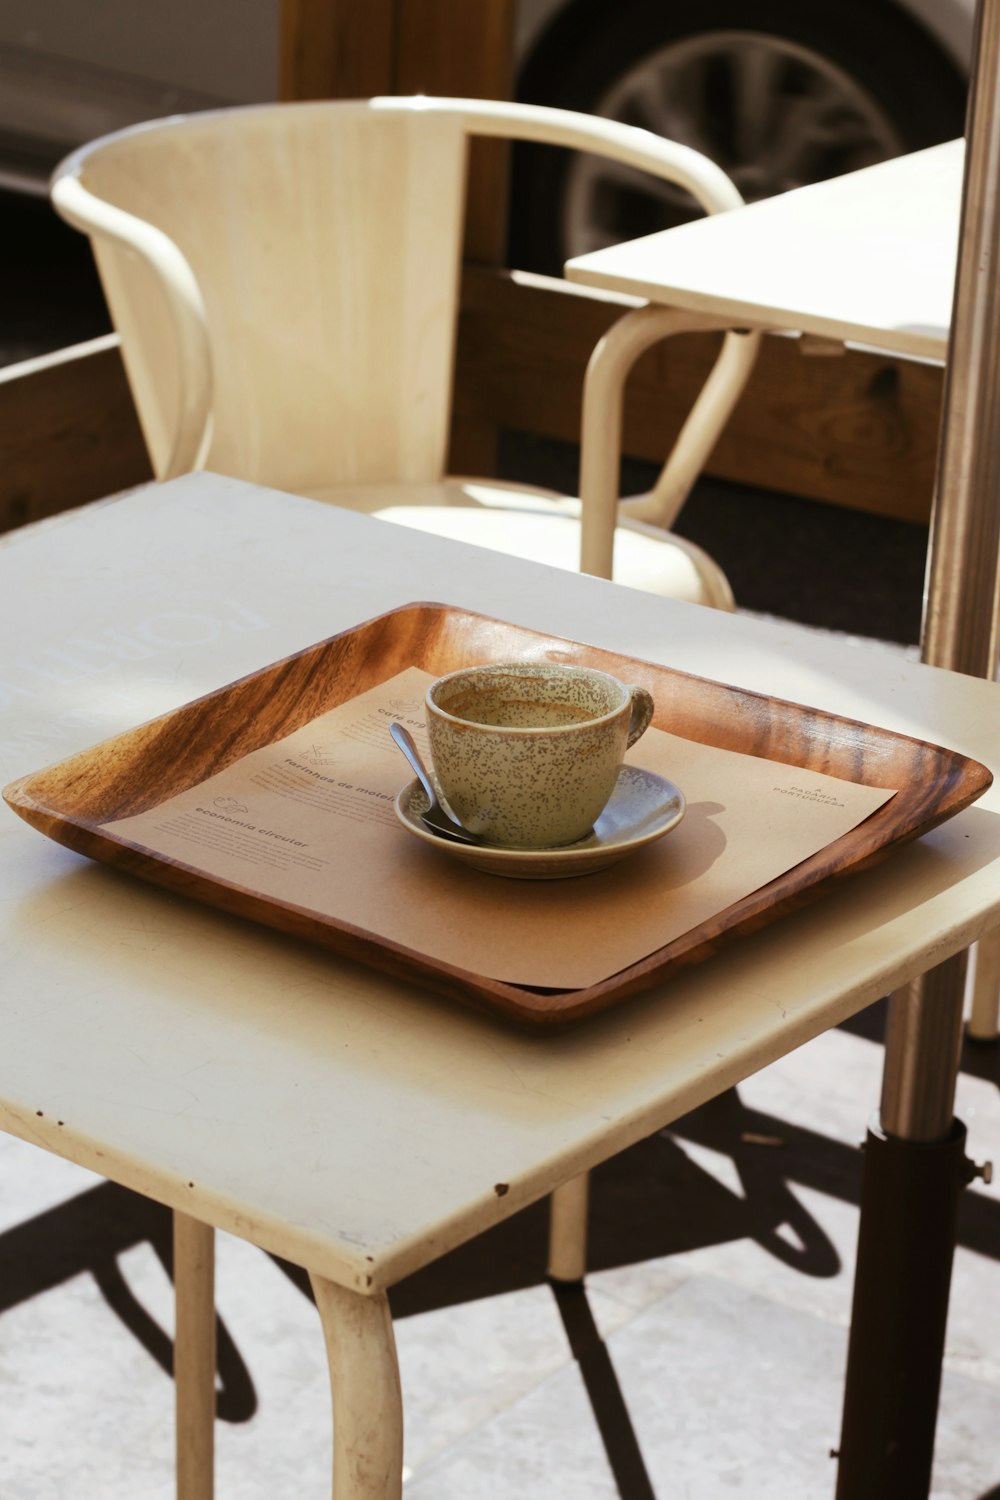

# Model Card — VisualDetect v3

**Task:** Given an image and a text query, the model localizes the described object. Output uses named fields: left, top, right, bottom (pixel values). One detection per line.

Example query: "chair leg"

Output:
left=578, top=304, right=760, bottom=582
left=548, top=1172, right=590, bottom=1283
left=310, top=1273, right=403, bottom=1500
left=173, top=1211, right=216, bottom=1500
left=629, top=326, right=761, bottom=532
left=969, top=929, right=1000, bottom=1041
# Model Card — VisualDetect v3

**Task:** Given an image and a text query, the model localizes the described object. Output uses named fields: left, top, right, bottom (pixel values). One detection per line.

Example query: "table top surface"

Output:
left=3, top=473, right=999, bottom=1294
left=566, top=139, right=962, bottom=362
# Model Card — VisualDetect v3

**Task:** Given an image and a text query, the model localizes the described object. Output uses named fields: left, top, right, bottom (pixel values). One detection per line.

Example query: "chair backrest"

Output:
left=52, top=97, right=745, bottom=493
left=55, top=101, right=470, bottom=490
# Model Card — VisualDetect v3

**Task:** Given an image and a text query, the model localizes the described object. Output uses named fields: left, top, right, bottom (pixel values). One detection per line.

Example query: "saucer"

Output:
left=394, top=766, right=686, bottom=879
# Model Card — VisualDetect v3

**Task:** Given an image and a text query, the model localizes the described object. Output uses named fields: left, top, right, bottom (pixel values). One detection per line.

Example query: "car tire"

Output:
left=511, top=0, right=967, bottom=272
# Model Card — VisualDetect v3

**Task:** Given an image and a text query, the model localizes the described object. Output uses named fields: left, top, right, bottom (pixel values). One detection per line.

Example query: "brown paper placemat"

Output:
left=101, top=668, right=895, bottom=989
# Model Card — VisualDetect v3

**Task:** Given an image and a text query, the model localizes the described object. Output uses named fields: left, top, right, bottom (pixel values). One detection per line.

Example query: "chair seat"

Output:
left=302, top=476, right=735, bottom=610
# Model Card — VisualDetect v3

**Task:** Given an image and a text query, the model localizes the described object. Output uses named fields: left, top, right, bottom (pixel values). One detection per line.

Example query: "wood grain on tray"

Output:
left=4, top=603, right=991, bottom=1025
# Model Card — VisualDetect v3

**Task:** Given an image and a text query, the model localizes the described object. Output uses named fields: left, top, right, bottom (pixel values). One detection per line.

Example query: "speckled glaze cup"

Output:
left=425, top=661, right=655, bottom=848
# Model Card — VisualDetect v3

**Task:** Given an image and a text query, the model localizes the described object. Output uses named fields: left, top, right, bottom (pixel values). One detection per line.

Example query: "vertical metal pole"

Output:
left=921, top=0, right=1000, bottom=680
left=838, top=1, right=1000, bottom=1491
left=880, top=960, right=968, bottom=1143
left=835, top=1112, right=970, bottom=1499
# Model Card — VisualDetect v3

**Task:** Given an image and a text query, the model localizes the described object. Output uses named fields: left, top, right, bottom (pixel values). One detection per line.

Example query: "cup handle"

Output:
left=625, top=686, right=655, bottom=748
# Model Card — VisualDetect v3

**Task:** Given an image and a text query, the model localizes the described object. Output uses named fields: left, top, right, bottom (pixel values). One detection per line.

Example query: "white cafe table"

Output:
left=565, top=139, right=962, bottom=585
left=567, top=138, right=961, bottom=363
left=3, top=472, right=1000, bottom=1498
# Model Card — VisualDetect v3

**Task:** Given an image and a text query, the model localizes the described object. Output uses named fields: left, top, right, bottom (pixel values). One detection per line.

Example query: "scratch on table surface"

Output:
left=98, top=1097, right=207, bottom=1119
left=490, top=1048, right=528, bottom=1086
left=123, top=1044, right=156, bottom=1070
left=481, top=1041, right=540, bottom=1094
left=21, top=893, right=101, bottom=928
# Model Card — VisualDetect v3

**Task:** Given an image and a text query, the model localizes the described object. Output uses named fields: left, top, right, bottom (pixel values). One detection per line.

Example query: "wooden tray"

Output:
left=3, top=602, right=992, bottom=1027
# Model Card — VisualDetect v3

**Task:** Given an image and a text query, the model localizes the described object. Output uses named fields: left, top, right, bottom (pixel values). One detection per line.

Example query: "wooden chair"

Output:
left=51, top=96, right=759, bottom=608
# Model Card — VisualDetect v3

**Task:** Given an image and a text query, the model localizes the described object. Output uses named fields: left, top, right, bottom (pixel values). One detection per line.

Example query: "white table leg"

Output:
left=173, top=1211, right=216, bottom=1500
left=310, top=1273, right=403, bottom=1500
left=548, top=1172, right=590, bottom=1283
left=968, top=929, right=1000, bottom=1041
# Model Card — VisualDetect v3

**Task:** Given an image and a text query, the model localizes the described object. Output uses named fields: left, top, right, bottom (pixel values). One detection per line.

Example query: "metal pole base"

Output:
left=835, top=1117, right=969, bottom=1500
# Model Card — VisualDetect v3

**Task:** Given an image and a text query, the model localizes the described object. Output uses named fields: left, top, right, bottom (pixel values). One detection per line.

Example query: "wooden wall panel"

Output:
left=0, top=284, right=940, bottom=534
left=279, top=0, right=395, bottom=101
left=280, top=0, right=515, bottom=262
left=453, top=269, right=941, bottom=524
left=393, top=0, right=516, bottom=262
left=0, top=337, right=152, bottom=536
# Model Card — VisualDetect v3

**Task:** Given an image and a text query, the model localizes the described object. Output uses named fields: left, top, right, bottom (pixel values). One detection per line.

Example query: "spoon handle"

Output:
left=389, top=722, right=435, bottom=802
left=389, top=721, right=481, bottom=844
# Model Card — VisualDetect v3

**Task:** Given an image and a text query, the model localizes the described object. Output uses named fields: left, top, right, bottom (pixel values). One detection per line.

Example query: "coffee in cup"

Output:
left=425, top=661, right=654, bottom=848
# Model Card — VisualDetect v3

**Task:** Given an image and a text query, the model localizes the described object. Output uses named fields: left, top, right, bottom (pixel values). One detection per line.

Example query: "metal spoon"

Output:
left=389, top=722, right=481, bottom=845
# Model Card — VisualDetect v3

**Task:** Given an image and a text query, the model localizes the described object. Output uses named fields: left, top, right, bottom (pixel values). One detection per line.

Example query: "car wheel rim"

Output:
left=564, top=30, right=906, bottom=257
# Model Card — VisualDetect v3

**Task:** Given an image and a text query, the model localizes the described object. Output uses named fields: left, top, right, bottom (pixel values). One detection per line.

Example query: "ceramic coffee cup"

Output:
left=425, top=661, right=655, bottom=848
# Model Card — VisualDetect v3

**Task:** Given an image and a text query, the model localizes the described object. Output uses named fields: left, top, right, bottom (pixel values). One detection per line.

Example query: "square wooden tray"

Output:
left=4, top=602, right=992, bottom=1027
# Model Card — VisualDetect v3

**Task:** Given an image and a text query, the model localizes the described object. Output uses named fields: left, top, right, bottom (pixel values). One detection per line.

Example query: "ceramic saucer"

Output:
left=394, top=765, right=685, bottom=879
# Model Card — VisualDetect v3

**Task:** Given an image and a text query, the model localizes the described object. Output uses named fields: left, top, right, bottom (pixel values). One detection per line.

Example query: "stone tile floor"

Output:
left=2, top=1002, right=999, bottom=1498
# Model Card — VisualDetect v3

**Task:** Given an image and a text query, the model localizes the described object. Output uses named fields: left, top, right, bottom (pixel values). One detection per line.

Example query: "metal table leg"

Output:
left=835, top=959, right=972, bottom=1498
